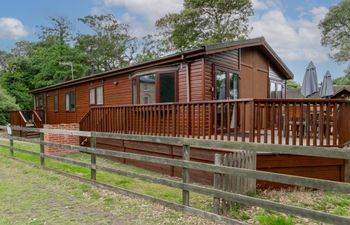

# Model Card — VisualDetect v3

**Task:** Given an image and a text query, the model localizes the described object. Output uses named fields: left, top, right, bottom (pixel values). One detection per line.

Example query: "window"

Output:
left=132, top=72, right=176, bottom=104
left=65, top=91, right=75, bottom=112
left=89, top=88, right=95, bottom=105
left=160, top=73, right=175, bottom=103
left=215, top=68, right=239, bottom=100
left=96, top=86, right=103, bottom=105
left=35, top=94, right=46, bottom=110
left=54, top=95, right=58, bottom=112
left=270, top=80, right=284, bottom=99
left=89, top=86, right=104, bottom=105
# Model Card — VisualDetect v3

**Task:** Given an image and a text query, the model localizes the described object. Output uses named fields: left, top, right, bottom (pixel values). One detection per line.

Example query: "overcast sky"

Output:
left=0, top=0, right=347, bottom=83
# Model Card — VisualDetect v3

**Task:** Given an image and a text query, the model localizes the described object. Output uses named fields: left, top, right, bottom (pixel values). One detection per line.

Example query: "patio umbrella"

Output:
left=301, top=61, right=318, bottom=98
left=319, top=70, right=334, bottom=98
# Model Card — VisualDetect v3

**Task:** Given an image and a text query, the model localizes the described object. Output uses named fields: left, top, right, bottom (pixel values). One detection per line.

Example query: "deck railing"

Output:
left=79, top=98, right=350, bottom=147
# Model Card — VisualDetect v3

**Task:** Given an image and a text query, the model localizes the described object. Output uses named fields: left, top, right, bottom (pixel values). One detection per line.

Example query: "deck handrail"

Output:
left=79, top=98, right=350, bottom=148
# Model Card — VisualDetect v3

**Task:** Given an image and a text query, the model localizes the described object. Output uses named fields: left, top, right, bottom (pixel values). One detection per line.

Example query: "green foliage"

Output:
left=0, top=87, right=19, bottom=124
left=77, top=14, right=134, bottom=73
left=286, top=80, right=301, bottom=90
left=132, top=35, right=166, bottom=64
left=333, top=66, right=350, bottom=85
left=319, top=0, right=350, bottom=62
left=156, top=0, right=253, bottom=50
left=256, top=211, right=294, bottom=225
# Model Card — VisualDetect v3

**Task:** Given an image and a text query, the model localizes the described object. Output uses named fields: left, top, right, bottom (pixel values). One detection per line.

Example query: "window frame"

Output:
left=269, top=79, right=285, bottom=99
left=89, top=86, right=104, bottom=106
left=53, top=95, right=59, bottom=113
left=132, top=70, right=178, bottom=104
left=213, top=65, right=240, bottom=100
left=65, top=91, right=76, bottom=112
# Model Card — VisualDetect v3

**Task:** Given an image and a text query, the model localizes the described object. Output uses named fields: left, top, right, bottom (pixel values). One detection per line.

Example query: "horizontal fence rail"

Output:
left=79, top=99, right=350, bottom=148
left=1, top=125, right=350, bottom=224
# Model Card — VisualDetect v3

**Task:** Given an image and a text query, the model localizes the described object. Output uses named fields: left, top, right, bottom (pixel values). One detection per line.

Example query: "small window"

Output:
left=54, top=95, right=58, bottom=112
left=89, top=89, right=95, bottom=105
left=270, top=80, right=284, bottom=99
left=96, top=86, right=103, bottom=105
left=89, top=86, right=104, bottom=105
left=65, top=91, right=75, bottom=112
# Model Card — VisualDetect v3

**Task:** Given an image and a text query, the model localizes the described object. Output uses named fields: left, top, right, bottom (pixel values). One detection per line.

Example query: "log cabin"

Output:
left=10, top=37, right=350, bottom=187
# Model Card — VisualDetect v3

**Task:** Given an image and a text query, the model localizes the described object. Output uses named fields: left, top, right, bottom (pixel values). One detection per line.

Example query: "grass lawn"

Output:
left=0, top=139, right=349, bottom=224
left=0, top=155, right=219, bottom=225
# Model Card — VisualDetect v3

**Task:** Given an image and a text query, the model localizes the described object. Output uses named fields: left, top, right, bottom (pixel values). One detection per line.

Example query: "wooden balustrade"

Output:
left=80, top=99, right=350, bottom=147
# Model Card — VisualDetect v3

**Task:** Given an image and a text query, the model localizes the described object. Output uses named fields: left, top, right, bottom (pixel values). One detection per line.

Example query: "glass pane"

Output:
left=89, top=88, right=95, bottom=105
left=70, top=92, right=75, bottom=111
left=54, top=95, right=58, bottom=112
left=139, top=74, right=156, bottom=104
left=65, top=94, right=70, bottom=111
left=229, top=73, right=238, bottom=99
left=160, top=73, right=175, bottom=103
left=216, top=70, right=226, bottom=100
left=277, top=83, right=282, bottom=99
left=270, top=82, right=276, bottom=98
left=132, top=79, right=137, bottom=104
left=96, top=86, right=103, bottom=105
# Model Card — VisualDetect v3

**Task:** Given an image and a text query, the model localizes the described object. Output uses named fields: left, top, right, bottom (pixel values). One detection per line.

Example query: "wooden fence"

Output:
left=1, top=125, right=350, bottom=225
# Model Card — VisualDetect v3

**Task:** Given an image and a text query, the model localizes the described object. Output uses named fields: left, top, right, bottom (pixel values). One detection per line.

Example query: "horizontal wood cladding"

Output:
left=95, top=138, right=345, bottom=187
left=206, top=49, right=239, bottom=71
left=178, top=64, right=188, bottom=102
left=190, top=60, right=205, bottom=101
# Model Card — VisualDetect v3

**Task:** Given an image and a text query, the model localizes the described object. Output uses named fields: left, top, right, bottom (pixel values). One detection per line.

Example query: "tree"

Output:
left=0, top=87, right=19, bottom=125
left=38, top=17, right=74, bottom=45
left=156, top=0, right=253, bottom=50
left=319, top=0, right=350, bottom=62
left=286, top=80, right=301, bottom=90
left=77, top=14, right=135, bottom=73
left=132, top=35, right=166, bottom=64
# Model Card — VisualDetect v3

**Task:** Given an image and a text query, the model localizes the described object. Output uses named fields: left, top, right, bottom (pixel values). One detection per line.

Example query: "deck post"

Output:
left=91, top=136, right=97, bottom=180
left=345, top=161, right=350, bottom=183
left=40, top=132, right=45, bottom=166
left=182, top=144, right=190, bottom=206
left=213, top=153, right=222, bottom=214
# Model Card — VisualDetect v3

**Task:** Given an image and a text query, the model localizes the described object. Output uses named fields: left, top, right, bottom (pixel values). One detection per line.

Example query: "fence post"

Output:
left=91, top=135, right=97, bottom=180
left=182, top=144, right=190, bottom=206
left=40, top=132, right=45, bottom=166
left=9, top=126, right=14, bottom=157
left=213, top=153, right=222, bottom=214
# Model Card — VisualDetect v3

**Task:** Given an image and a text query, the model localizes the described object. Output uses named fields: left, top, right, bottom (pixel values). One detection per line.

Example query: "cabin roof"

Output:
left=31, top=37, right=294, bottom=94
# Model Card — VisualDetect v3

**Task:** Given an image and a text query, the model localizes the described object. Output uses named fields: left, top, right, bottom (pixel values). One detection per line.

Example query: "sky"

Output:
left=0, top=0, right=347, bottom=83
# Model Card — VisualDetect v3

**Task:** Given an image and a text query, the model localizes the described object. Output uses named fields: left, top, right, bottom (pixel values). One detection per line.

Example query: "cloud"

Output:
left=103, top=0, right=183, bottom=22
left=0, top=17, right=28, bottom=40
left=250, top=6, right=329, bottom=63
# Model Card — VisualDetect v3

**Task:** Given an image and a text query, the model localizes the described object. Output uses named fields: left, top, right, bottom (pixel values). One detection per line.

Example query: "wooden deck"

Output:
left=79, top=98, right=350, bottom=148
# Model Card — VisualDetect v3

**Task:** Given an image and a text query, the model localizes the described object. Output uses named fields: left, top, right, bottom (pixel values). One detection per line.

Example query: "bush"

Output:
left=0, top=87, right=19, bottom=125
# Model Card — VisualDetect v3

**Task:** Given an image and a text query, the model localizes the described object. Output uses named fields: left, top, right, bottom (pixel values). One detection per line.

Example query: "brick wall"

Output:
left=44, top=123, right=80, bottom=154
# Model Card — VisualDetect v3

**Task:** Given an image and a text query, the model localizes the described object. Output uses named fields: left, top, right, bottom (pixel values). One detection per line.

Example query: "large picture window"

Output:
left=89, top=86, right=104, bottom=105
left=65, top=91, right=75, bottom=112
left=132, top=72, right=176, bottom=104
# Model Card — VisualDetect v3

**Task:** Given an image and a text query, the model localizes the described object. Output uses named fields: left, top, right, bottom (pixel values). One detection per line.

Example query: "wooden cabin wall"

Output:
left=204, top=49, right=240, bottom=101
left=240, top=47, right=269, bottom=99
left=44, top=73, right=132, bottom=124
left=240, top=47, right=269, bottom=130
